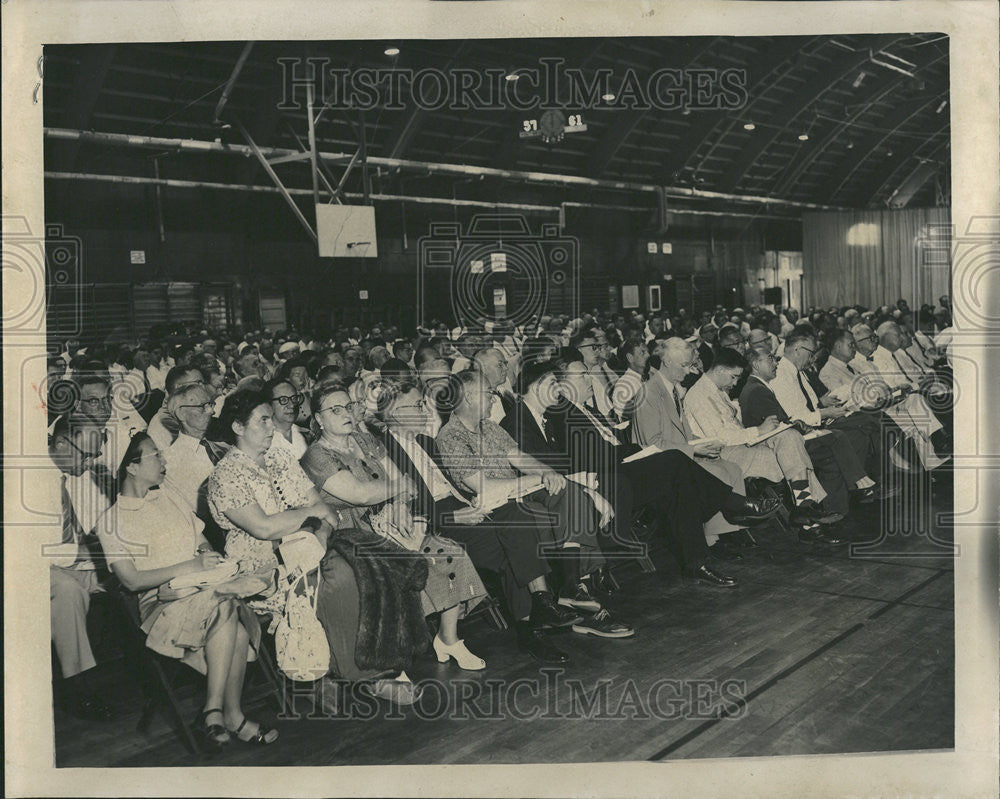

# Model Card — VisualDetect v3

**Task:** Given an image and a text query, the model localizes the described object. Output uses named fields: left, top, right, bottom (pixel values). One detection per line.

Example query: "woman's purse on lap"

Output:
left=278, top=527, right=326, bottom=575
left=274, top=567, right=330, bottom=682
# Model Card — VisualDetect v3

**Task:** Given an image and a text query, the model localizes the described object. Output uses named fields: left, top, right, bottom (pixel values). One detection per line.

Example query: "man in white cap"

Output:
left=277, top=340, right=300, bottom=362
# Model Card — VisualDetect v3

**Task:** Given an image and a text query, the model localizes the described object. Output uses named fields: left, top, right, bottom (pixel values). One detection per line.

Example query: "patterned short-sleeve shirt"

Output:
left=207, top=444, right=316, bottom=573
left=435, top=416, right=519, bottom=488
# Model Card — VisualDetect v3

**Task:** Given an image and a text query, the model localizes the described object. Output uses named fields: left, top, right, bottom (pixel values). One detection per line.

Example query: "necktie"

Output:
left=61, top=475, right=84, bottom=545
left=845, top=362, right=856, bottom=375
left=200, top=438, right=224, bottom=466
left=672, top=385, right=682, bottom=417
left=797, top=372, right=816, bottom=412
left=892, top=352, right=913, bottom=382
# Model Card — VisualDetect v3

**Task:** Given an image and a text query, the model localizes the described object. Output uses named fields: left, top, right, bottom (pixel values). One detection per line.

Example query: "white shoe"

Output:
left=432, top=635, right=486, bottom=671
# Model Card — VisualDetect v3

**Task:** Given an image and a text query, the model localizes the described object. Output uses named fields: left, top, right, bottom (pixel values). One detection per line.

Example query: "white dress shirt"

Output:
left=269, top=425, right=309, bottom=460
left=770, top=357, right=822, bottom=427
left=684, top=374, right=761, bottom=445
left=871, top=345, right=917, bottom=390
left=62, top=468, right=112, bottom=570
left=163, top=432, right=217, bottom=513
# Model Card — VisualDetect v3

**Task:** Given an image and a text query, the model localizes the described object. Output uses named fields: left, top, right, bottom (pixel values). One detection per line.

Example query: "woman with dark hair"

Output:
left=207, top=390, right=429, bottom=705
left=262, top=377, right=310, bottom=458
left=301, top=381, right=487, bottom=670
left=98, top=432, right=277, bottom=748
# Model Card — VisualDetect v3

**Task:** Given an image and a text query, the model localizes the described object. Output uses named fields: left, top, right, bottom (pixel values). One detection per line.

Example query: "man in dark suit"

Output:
left=507, top=357, right=782, bottom=588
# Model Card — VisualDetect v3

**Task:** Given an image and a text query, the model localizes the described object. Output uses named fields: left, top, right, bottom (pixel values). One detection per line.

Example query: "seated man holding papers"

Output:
left=683, top=348, right=836, bottom=527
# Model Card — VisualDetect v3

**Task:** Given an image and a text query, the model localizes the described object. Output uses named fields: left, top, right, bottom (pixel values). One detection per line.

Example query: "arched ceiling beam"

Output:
left=382, top=41, right=471, bottom=159
left=491, top=39, right=612, bottom=171
left=770, top=48, right=948, bottom=198
left=719, top=33, right=905, bottom=193
left=821, top=94, right=943, bottom=204
left=658, top=36, right=822, bottom=184
left=858, top=122, right=949, bottom=207
left=582, top=38, right=720, bottom=179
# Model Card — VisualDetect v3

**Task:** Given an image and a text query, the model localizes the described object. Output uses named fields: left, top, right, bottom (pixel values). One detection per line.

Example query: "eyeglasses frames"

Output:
left=270, top=393, right=304, bottom=407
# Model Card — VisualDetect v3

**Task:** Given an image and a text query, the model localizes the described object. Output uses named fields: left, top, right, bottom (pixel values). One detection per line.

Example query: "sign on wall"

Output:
left=622, top=285, right=640, bottom=309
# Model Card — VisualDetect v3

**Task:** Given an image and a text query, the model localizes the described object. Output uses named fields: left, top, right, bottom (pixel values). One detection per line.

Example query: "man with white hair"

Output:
left=161, top=383, right=229, bottom=518
left=846, top=324, right=949, bottom=469
left=473, top=347, right=516, bottom=423
left=632, top=337, right=756, bottom=550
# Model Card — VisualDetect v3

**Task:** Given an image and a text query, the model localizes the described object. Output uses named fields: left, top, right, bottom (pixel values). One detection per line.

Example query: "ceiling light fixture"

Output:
left=384, top=47, right=400, bottom=56
left=852, top=71, right=866, bottom=89
left=935, top=100, right=948, bottom=114
left=798, top=133, right=809, bottom=141
left=505, top=73, right=519, bottom=82
left=743, top=122, right=756, bottom=131
left=602, top=93, right=616, bottom=102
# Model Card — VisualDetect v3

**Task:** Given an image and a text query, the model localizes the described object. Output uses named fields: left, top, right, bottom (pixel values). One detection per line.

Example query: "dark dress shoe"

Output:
left=854, top=483, right=902, bottom=504
left=709, top=541, right=743, bottom=561
left=723, top=495, right=782, bottom=525
left=571, top=609, right=635, bottom=638
left=530, top=590, right=582, bottom=629
left=589, top=567, right=620, bottom=595
left=797, top=525, right=843, bottom=545
left=558, top=582, right=602, bottom=613
left=517, top=626, right=570, bottom=664
left=686, top=564, right=738, bottom=587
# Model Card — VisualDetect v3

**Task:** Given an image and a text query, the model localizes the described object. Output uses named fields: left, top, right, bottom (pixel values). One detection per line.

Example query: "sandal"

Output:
left=231, top=717, right=279, bottom=745
left=195, top=708, right=230, bottom=750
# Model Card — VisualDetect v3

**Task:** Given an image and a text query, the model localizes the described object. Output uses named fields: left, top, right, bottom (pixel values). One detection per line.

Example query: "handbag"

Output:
left=274, top=567, right=330, bottom=682
left=278, top=529, right=326, bottom=575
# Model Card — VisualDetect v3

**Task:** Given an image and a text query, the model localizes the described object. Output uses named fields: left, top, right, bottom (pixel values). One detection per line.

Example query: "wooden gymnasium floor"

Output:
left=54, top=471, right=955, bottom=767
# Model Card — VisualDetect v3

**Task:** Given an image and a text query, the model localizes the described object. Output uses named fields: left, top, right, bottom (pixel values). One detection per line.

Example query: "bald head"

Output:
left=875, top=321, right=904, bottom=350
left=850, top=323, right=877, bottom=356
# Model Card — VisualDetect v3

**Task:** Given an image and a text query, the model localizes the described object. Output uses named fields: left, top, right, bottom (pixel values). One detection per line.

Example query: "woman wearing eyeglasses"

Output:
left=301, top=381, right=488, bottom=673
left=263, top=377, right=310, bottom=459
left=208, top=389, right=432, bottom=706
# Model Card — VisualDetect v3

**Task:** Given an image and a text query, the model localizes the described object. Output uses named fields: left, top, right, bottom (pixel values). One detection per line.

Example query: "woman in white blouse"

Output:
left=97, top=432, right=278, bottom=750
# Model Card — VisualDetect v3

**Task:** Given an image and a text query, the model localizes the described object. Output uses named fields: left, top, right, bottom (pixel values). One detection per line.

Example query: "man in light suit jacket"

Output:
left=632, top=337, right=750, bottom=545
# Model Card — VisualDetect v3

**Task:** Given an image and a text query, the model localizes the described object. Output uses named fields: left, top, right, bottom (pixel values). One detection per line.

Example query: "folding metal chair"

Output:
left=110, top=584, right=283, bottom=755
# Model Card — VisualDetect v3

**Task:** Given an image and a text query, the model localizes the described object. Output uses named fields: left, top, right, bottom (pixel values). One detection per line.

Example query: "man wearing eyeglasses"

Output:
left=161, top=383, right=229, bottom=518
left=146, top=365, right=205, bottom=452
left=74, top=373, right=148, bottom=477
left=770, top=331, right=899, bottom=501
left=46, top=415, right=118, bottom=721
